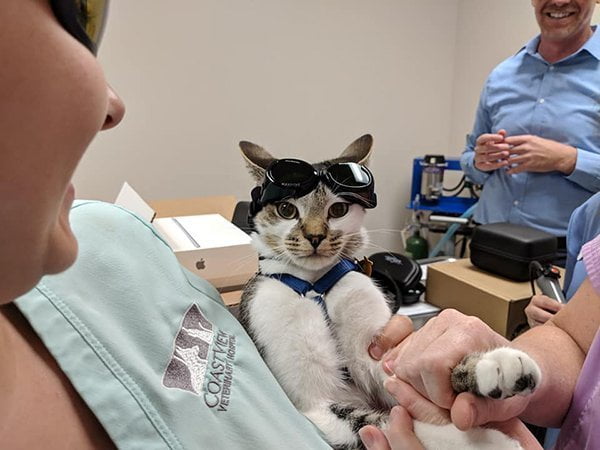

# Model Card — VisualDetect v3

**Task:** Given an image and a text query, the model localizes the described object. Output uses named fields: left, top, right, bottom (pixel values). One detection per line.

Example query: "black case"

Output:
left=469, top=222, right=557, bottom=281
left=369, top=252, right=425, bottom=311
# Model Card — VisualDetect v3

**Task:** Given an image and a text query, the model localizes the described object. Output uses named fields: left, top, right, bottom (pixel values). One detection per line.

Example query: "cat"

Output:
left=238, top=134, right=541, bottom=450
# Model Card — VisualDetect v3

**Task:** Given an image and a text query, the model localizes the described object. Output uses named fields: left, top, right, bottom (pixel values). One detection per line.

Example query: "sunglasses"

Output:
left=250, top=158, right=377, bottom=216
left=50, top=0, right=110, bottom=55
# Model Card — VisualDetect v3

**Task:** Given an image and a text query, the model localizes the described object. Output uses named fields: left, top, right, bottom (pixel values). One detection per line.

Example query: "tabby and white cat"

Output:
left=238, top=134, right=540, bottom=450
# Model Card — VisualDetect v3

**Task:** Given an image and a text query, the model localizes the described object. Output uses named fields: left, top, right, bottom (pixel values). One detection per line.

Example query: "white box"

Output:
left=115, top=183, right=258, bottom=291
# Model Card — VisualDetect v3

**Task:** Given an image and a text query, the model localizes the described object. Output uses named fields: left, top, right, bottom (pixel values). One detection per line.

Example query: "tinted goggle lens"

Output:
left=327, top=162, right=372, bottom=187
left=51, top=0, right=109, bottom=55
left=268, top=159, right=316, bottom=186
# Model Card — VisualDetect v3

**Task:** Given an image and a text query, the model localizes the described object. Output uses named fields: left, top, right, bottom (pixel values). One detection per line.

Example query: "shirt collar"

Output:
left=522, top=24, right=600, bottom=61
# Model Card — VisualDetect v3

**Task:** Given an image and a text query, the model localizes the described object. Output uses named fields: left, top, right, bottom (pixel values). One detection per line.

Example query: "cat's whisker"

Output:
left=356, top=242, right=399, bottom=256
left=363, top=228, right=406, bottom=235
left=227, top=253, right=263, bottom=278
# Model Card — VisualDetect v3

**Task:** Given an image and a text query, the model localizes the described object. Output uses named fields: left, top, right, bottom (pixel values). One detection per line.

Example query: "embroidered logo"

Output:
left=162, top=304, right=237, bottom=411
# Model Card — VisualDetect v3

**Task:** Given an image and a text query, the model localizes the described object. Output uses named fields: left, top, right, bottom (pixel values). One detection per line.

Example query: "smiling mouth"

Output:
left=545, top=11, right=575, bottom=19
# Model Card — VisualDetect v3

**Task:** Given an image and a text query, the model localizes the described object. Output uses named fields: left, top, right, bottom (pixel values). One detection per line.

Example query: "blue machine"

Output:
left=408, top=156, right=478, bottom=215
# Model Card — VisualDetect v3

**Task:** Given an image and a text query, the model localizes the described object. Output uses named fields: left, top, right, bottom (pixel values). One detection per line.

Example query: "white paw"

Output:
left=475, top=347, right=541, bottom=399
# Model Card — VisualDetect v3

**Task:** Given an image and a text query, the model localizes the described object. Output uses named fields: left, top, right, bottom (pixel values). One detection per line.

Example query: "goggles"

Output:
left=250, top=158, right=377, bottom=216
left=50, top=0, right=110, bottom=55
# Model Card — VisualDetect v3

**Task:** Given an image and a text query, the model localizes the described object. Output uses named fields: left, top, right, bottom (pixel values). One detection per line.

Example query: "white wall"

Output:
left=73, top=0, right=600, bottom=254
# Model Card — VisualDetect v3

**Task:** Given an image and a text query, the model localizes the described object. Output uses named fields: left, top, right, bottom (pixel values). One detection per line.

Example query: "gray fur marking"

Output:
left=451, top=352, right=483, bottom=395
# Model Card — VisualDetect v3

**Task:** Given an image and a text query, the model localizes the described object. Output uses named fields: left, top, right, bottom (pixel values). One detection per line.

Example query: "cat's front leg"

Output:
left=451, top=347, right=541, bottom=399
left=327, top=273, right=395, bottom=405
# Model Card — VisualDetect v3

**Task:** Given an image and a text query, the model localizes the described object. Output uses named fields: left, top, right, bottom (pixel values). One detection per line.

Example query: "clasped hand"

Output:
left=474, top=129, right=576, bottom=175
left=363, top=310, right=542, bottom=449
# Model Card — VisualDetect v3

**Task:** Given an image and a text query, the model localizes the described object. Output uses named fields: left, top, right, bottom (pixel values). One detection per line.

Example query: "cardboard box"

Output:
left=425, top=259, right=546, bottom=339
left=150, top=195, right=237, bottom=221
left=115, top=183, right=258, bottom=292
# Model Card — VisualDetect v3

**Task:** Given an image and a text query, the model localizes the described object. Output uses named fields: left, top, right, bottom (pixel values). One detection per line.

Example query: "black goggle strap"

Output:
left=50, top=0, right=109, bottom=55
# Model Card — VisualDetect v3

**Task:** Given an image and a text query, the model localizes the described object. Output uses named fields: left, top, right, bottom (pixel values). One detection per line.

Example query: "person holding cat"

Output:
left=0, top=1, right=417, bottom=447
left=525, top=191, right=600, bottom=328
left=362, top=234, right=600, bottom=449
left=461, top=0, right=600, bottom=265
left=523, top=192, right=600, bottom=448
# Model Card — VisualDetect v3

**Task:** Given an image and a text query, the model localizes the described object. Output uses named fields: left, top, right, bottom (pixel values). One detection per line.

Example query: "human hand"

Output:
left=359, top=406, right=425, bottom=450
left=525, top=294, right=563, bottom=328
left=359, top=378, right=541, bottom=450
left=381, top=309, right=508, bottom=409
left=369, top=314, right=414, bottom=361
left=359, top=413, right=541, bottom=450
left=473, top=129, right=510, bottom=172
left=486, top=418, right=543, bottom=450
left=450, top=391, right=532, bottom=434
left=359, top=377, right=449, bottom=450
left=504, top=135, right=577, bottom=175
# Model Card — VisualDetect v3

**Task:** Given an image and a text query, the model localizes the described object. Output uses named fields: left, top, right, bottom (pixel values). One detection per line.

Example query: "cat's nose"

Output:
left=306, top=234, right=326, bottom=249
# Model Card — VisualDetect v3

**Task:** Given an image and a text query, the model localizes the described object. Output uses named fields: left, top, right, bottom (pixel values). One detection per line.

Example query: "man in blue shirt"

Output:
left=461, top=0, right=600, bottom=246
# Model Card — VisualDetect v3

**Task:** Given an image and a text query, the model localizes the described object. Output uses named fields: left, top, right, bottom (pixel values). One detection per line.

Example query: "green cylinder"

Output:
left=405, top=230, right=428, bottom=260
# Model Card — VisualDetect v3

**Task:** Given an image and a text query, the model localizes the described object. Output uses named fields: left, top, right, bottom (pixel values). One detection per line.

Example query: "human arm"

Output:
left=524, top=294, right=563, bottom=328
left=382, top=275, right=599, bottom=430
left=460, top=81, right=498, bottom=185
left=504, top=135, right=600, bottom=193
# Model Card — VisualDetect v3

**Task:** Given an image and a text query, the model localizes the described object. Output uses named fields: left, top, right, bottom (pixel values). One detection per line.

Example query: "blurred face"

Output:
left=532, top=0, right=599, bottom=43
left=0, top=0, right=125, bottom=303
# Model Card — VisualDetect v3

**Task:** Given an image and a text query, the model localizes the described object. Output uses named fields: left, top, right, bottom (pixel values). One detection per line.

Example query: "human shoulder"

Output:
left=573, top=193, right=600, bottom=218
left=570, top=193, right=600, bottom=244
left=487, top=44, right=528, bottom=76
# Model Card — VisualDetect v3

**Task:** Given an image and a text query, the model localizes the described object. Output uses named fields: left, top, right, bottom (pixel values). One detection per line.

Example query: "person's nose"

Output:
left=101, top=84, right=125, bottom=130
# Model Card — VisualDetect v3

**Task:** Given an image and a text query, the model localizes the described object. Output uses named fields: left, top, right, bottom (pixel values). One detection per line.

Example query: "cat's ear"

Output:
left=338, top=134, right=373, bottom=166
left=239, top=141, right=276, bottom=182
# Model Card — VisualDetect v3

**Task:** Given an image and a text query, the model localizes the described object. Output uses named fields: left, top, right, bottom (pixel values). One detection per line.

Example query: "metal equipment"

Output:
left=409, top=156, right=478, bottom=215
left=420, top=154, right=447, bottom=204
left=407, top=156, right=481, bottom=258
left=530, top=261, right=566, bottom=303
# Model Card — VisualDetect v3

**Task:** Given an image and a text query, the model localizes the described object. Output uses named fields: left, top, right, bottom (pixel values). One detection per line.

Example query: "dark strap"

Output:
left=266, top=259, right=360, bottom=317
left=312, top=259, right=360, bottom=295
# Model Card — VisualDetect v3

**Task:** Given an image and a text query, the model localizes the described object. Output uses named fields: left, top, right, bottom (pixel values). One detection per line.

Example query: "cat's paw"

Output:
left=451, top=347, right=541, bottom=399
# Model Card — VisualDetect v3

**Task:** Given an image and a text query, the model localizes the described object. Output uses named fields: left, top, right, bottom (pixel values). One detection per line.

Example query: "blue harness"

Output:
left=266, top=259, right=360, bottom=321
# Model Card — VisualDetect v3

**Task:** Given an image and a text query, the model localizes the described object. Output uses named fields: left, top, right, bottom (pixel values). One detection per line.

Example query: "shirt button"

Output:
left=514, top=200, right=519, bottom=206
left=549, top=65, right=555, bottom=71
left=539, top=98, right=545, bottom=104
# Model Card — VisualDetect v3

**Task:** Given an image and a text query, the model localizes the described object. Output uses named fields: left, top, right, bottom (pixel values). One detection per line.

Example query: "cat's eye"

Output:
left=276, top=202, right=298, bottom=220
left=328, top=202, right=349, bottom=219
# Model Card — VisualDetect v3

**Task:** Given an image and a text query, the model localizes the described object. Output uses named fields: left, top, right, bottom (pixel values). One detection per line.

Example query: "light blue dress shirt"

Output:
left=563, top=191, right=600, bottom=297
left=461, top=27, right=600, bottom=236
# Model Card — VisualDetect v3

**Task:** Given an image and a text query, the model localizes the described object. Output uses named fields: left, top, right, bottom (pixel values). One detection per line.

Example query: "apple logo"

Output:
left=195, top=259, right=206, bottom=270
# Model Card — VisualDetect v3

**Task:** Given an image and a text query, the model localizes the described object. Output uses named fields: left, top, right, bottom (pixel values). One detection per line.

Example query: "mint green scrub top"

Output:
left=16, top=201, right=331, bottom=450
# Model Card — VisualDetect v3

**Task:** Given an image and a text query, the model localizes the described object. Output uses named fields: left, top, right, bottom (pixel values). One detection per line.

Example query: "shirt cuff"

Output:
left=565, top=148, right=600, bottom=192
left=460, top=153, right=490, bottom=185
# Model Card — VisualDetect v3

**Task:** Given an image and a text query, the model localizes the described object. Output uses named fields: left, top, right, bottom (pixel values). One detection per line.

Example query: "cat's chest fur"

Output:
left=240, top=269, right=393, bottom=413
